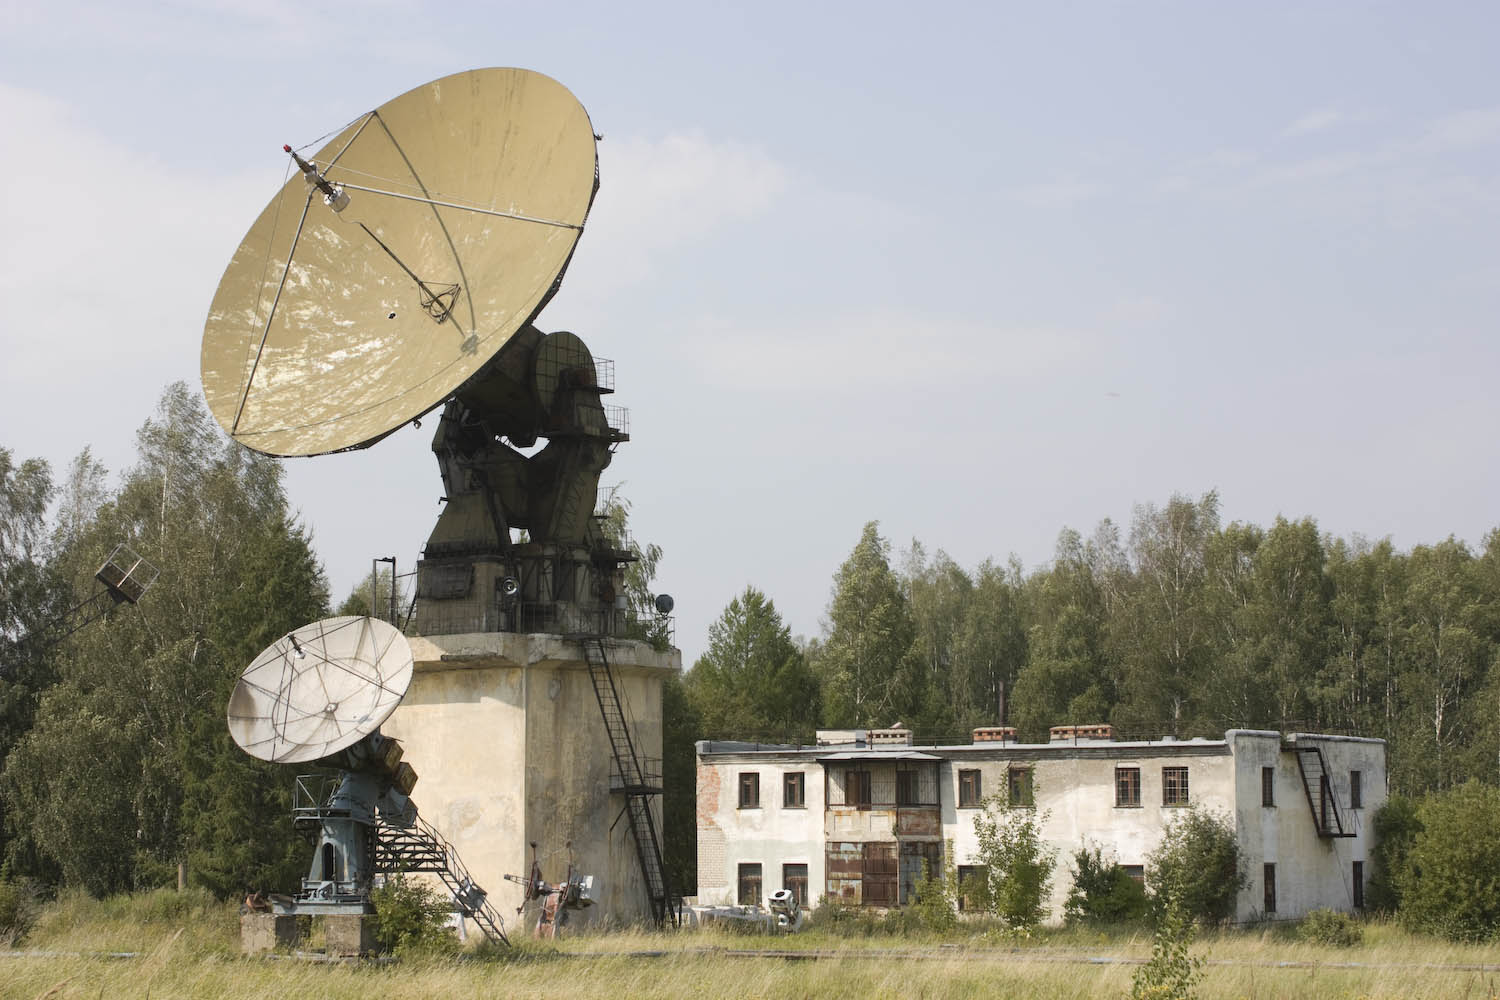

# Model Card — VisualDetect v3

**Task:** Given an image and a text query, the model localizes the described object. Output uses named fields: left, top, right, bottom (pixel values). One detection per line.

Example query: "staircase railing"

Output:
left=577, top=635, right=676, bottom=925
left=375, top=815, right=509, bottom=944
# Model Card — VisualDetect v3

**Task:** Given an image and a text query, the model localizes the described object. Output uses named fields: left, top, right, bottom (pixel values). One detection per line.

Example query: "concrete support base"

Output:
left=240, top=913, right=298, bottom=954
left=324, top=913, right=379, bottom=957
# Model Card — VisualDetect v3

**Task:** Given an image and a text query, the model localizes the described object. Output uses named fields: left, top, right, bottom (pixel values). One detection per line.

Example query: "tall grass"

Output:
left=3, top=896, right=1499, bottom=999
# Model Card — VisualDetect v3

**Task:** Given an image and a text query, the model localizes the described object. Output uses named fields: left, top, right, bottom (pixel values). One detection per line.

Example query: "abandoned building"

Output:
left=695, top=726, right=1384, bottom=922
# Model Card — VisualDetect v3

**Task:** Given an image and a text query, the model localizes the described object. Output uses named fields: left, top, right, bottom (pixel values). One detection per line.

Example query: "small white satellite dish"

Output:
left=227, top=616, right=413, bottom=764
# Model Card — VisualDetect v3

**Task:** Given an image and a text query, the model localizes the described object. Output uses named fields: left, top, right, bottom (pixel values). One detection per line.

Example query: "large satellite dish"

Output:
left=227, top=616, right=414, bottom=764
left=201, top=68, right=599, bottom=456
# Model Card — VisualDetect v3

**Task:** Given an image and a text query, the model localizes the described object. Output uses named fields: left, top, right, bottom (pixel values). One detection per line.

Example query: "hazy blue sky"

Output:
left=3, top=2, right=1497, bottom=663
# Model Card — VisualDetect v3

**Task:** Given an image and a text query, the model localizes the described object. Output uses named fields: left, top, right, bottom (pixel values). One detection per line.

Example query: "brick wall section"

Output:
left=696, top=762, right=726, bottom=887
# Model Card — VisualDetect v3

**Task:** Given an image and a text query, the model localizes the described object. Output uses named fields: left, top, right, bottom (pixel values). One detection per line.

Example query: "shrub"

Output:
left=1397, top=781, right=1500, bottom=942
left=971, top=795, right=1056, bottom=929
left=1298, top=908, right=1363, bottom=947
left=0, top=880, right=39, bottom=943
left=370, top=874, right=458, bottom=955
left=908, top=851, right=958, bottom=933
left=1064, top=844, right=1149, bottom=925
left=1130, top=896, right=1204, bottom=1000
left=1146, top=806, right=1245, bottom=925
left=1367, top=795, right=1420, bottom=913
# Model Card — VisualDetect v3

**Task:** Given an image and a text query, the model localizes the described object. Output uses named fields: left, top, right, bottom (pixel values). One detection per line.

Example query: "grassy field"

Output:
left=4, top=891, right=1500, bottom=999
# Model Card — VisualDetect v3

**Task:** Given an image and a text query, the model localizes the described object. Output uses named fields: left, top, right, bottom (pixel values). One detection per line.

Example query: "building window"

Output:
left=957, top=864, right=987, bottom=912
left=1163, top=766, right=1190, bottom=806
left=1350, top=770, right=1362, bottom=809
left=738, top=863, right=762, bottom=905
left=959, top=769, right=982, bottom=807
left=1123, top=865, right=1145, bottom=885
left=896, top=768, right=919, bottom=806
left=1008, top=767, right=1034, bottom=807
left=1263, top=862, right=1276, bottom=914
left=1352, top=860, right=1364, bottom=909
left=738, top=772, right=760, bottom=809
left=1262, top=766, right=1275, bottom=807
left=1115, top=767, right=1141, bottom=807
left=783, top=863, right=809, bottom=909
left=784, top=772, right=805, bottom=808
left=846, top=769, right=872, bottom=809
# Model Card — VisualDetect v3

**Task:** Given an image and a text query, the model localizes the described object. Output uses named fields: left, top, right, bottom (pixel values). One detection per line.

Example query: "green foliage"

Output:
left=1064, top=844, right=1149, bottom=925
left=0, top=879, right=39, bottom=942
left=1367, top=795, right=1421, bottom=912
left=1298, top=908, right=1363, bottom=947
left=685, top=586, right=820, bottom=741
left=0, top=384, right=329, bottom=895
left=1130, top=896, right=1205, bottom=1000
left=818, top=522, right=918, bottom=728
left=370, top=873, right=458, bottom=955
left=908, top=848, right=958, bottom=933
left=1146, top=807, right=1244, bottom=925
left=661, top=671, right=699, bottom=895
left=1396, top=781, right=1500, bottom=942
left=970, top=795, right=1055, bottom=928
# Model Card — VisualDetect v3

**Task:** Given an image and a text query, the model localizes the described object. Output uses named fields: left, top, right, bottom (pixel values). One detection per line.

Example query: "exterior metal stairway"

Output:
left=1291, top=743, right=1356, bottom=839
left=375, top=815, right=510, bottom=944
left=578, top=635, right=676, bottom=926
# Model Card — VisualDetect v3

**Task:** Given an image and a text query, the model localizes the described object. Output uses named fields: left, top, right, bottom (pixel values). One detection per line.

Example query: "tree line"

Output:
left=675, top=496, right=1500, bottom=799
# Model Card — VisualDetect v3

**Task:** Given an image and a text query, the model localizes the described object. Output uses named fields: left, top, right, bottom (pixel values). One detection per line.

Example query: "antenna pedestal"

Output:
left=410, top=329, right=634, bottom=638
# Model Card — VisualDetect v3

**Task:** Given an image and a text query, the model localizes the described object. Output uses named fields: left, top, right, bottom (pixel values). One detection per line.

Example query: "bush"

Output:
left=1130, top=896, right=1204, bottom=1000
left=370, top=874, right=458, bottom=955
left=1367, top=795, right=1420, bottom=913
left=0, top=880, right=39, bottom=943
left=1064, top=845, right=1149, bottom=925
left=1146, top=807, right=1245, bottom=925
left=908, top=852, right=958, bottom=933
left=1298, top=908, right=1363, bottom=947
left=971, top=796, right=1056, bottom=929
left=1397, top=781, right=1500, bottom=942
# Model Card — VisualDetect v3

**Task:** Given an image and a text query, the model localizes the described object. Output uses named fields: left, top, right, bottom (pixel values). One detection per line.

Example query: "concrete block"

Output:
left=324, top=913, right=379, bottom=956
left=240, top=913, right=298, bottom=954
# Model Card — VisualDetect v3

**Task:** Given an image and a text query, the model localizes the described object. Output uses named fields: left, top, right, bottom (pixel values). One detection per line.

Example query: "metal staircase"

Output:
left=375, top=815, right=510, bottom=944
left=578, top=635, right=676, bottom=926
left=1291, top=743, right=1355, bottom=839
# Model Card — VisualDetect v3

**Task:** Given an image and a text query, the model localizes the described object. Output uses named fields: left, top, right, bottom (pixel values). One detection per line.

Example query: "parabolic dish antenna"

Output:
left=201, top=68, right=599, bottom=456
left=227, top=616, right=414, bottom=764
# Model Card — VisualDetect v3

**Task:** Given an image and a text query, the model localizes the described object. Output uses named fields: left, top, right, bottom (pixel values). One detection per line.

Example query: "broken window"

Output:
left=1115, top=766, right=1141, bottom=807
left=958, top=769, right=982, bottom=808
left=738, top=772, right=760, bottom=809
left=1162, top=766, right=1189, bottom=806
left=1262, top=766, right=1275, bottom=807
left=845, top=769, right=872, bottom=809
left=957, top=864, right=988, bottom=912
left=738, top=863, right=762, bottom=906
left=783, top=863, right=808, bottom=909
left=896, top=768, right=919, bottom=806
left=784, top=771, right=805, bottom=808
left=1008, top=767, right=1034, bottom=807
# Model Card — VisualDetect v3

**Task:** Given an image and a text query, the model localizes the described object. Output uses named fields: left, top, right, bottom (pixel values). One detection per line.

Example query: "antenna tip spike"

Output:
left=283, top=144, right=293, bottom=153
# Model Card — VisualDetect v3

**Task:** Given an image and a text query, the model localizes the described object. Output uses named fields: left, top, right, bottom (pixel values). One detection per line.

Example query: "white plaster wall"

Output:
left=945, top=750, right=1237, bottom=922
left=695, top=756, right=824, bottom=906
left=1230, top=731, right=1386, bottom=921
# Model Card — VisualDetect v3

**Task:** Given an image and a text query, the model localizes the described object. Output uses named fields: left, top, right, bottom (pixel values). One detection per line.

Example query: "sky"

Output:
left=2, top=2, right=1498, bottom=665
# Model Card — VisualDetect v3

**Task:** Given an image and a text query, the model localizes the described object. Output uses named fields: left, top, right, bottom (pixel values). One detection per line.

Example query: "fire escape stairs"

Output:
left=577, top=634, right=678, bottom=926
left=1291, top=743, right=1357, bottom=839
left=375, top=815, right=510, bottom=945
